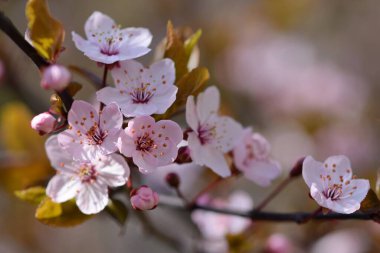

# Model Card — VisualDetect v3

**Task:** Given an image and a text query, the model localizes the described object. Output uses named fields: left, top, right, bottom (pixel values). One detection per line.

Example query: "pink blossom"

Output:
left=31, top=112, right=57, bottom=135
left=265, top=234, right=293, bottom=253
left=40, top=65, right=71, bottom=91
left=191, top=191, right=253, bottom=241
left=186, top=86, right=243, bottom=177
left=118, top=115, right=183, bottom=174
left=96, top=59, right=177, bottom=117
left=58, top=100, right=123, bottom=160
left=72, top=11, right=152, bottom=64
left=130, top=185, right=159, bottom=210
left=302, top=155, right=370, bottom=214
left=233, top=128, right=281, bottom=187
left=45, top=136, right=130, bottom=214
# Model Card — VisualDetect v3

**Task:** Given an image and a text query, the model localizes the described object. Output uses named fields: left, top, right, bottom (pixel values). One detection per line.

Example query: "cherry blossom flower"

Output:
left=96, top=59, right=177, bottom=117
left=31, top=112, right=57, bottom=135
left=72, top=11, right=152, bottom=64
left=186, top=86, right=243, bottom=177
left=191, top=191, right=253, bottom=252
left=58, top=100, right=122, bottom=160
left=130, top=185, right=159, bottom=210
left=233, top=128, right=281, bottom=187
left=118, top=115, right=183, bottom=174
left=45, top=136, right=130, bottom=215
left=302, top=155, right=370, bottom=214
left=41, top=65, right=71, bottom=91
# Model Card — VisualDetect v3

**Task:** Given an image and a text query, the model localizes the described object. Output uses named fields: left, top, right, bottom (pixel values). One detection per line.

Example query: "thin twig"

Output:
left=254, top=177, right=293, bottom=212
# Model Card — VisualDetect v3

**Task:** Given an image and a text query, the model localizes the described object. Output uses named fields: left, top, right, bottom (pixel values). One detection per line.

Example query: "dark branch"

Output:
left=159, top=195, right=377, bottom=223
left=0, top=11, right=49, bottom=68
left=0, top=11, right=73, bottom=110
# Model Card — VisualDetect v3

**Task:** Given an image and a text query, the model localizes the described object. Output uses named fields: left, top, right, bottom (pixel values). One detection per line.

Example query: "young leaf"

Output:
left=155, top=67, right=209, bottom=120
left=184, top=29, right=202, bottom=60
left=106, top=199, right=128, bottom=226
left=14, top=186, right=46, bottom=204
left=25, top=0, right=65, bottom=61
left=164, top=21, right=188, bottom=81
left=35, top=197, right=93, bottom=227
left=360, top=189, right=380, bottom=213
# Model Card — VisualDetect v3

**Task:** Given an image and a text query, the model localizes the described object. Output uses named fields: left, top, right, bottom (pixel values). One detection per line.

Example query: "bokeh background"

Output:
left=1, top=0, right=380, bottom=252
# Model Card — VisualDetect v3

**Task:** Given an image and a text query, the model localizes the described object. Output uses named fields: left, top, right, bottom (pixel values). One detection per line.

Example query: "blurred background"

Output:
left=1, top=0, right=380, bottom=252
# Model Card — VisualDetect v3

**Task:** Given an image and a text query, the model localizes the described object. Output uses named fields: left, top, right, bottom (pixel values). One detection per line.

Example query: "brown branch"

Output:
left=0, top=11, right=73, bottom=110
left=159, top=195, right=378, bottom=223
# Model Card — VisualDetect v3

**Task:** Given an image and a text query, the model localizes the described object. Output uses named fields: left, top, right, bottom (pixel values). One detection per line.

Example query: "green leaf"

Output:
left=155, top=67, right=209, bottom=120
left=184, top=29, right=202, bottom=59
left=36, top=197, right=93, bottom=227
left=25, top=0, right=65, bottom=61
left=106, top=199, right=128, bottom=226
left=14, top=186, right=46, bottom=204
left=360, top=189, right=380, bottom=213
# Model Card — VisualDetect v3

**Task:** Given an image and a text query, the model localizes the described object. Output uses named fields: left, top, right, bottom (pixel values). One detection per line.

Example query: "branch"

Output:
left=0, top=11, right=49, bottom=68
left=159, top=195, right=377, bottom=223
left=0, top=11, right=73, bottom=110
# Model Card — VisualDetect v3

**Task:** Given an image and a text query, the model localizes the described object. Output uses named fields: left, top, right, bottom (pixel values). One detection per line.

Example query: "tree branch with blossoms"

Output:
left=1, top=1, right=380, bottom=252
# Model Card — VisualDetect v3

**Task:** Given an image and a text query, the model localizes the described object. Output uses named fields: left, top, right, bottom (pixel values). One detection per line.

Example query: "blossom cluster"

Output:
left=30, top=10, right=370, bottom=222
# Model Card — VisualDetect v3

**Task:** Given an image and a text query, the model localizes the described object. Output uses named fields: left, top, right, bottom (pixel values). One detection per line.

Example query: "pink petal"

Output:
left=67, top=100, right=99, bottom=133
left=149, top=85, right=178, bottom=114
left=323, top=155, right=353, bottom=184
left=120, top=27, right=152, bottom=47
left=97, top=154, right=129, bottom=187
left=196, top=86, right=220, bottom=125
left=118, top=130, right=136, bottom=157
left=243, top=160, right=281, bottom=187
left=154, top=120, right=183, bottom=145
left=142, top=58, right=175, bottom=93
left=186, top=95, right=199, bottom=131
left=302, top=156, right=325, bottom=188
left=100, top=103, right=122, bottom=130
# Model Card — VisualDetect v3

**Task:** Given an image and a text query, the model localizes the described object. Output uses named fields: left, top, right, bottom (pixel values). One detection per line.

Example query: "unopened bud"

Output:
left=31, top=112, right=57, bottom=135
left=166, top=172, right=180, bottom=188
left=289, top=157, right=305, bottom=178
left=41, top=65, right=71, bottom=91
left=130, top=185, right=159, bottom=211
left=175, top=146, right=192, bottom=164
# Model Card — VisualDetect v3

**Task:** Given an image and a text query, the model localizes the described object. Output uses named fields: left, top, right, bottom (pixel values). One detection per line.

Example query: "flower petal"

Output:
left=97, top=154, right=129, bottom=186
left=76, top=182, right=109, bottom=215
left=100, top=103, right=122, bottom=130
left=243, top=160, right=281, bottom=187
left=142, top=58, right=175, bottom=93
left=120, top=27, right=152, bottom=48
left=46, top=174, right=81, bottom=203
left=186, top=95, right=199, bottom=131
left=323, top=155, right=352, bottom=184
left=196, top=86, right=220, bottom=125
left=84, top=11, right=115, bottom=40
left=302, top=156, right=325, bottom=188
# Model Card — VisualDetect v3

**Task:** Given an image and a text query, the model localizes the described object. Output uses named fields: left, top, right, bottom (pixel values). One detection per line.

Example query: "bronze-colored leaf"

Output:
left=25, top=0, right=65, bottom=61
left=360, top=189, right=380, bottom=213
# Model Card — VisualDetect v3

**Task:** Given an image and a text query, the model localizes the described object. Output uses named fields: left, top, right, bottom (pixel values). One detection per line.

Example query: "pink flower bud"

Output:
left=130, top=185, right=159, bottom=211
left=31, top=112, right=57, bottom=135
left=41, top=65, right=71, bottom=91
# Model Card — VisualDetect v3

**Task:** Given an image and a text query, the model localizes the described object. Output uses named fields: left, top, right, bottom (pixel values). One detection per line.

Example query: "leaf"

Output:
left=65, top=82, right=82, bottom=97
left=106, top=199, right=128, bottom=226
left=164, top=21, right=188, bottom=81
left=25, top=0, right=65, bottom=60
left=155, top=67, right=209, bottom=120
left=49, top=93, right=65, bottom=116
left=36, top=197, right=93, bottom=227
left=360, top=189, right=380, bottom=213
left=184, top=29, right=202, bottom=60
left=14, top=186, right=46, bottom=204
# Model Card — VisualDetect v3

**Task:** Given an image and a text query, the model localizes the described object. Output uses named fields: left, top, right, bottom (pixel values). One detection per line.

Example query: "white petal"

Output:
left=96, top=87, right=131, bottom=111
left=310, top=183, right=327, bottom=208
left=243, top=160, right=281, bottom=187
left=196, top=86, right=220, bottom=124
left=200, top=147, right=231, bottom=178
left=149, top=85, right=178, bottom=114
left=186, top=95, right=199, bottom=131
left=76, top=182, right=109, bottom=215
left=111, top=60, right=144, bottom=88
left=46, top=174, right=81, bottom=203
left=120, top=27, right=152, bottom=47
left=97, top=154, right=129, bottom=186
left=142, top=58, right=175, bottom=93
left=45, top=136, right=77, bottom=174
left=117, top=46, right=151, bottom=61
left=323, top=155, right=352, bottom=184
left=213, top=115, right=243, bottom=152
left=84, top=11, right=115, bottom=40
left=71, top=32, right=99, bottom=54
left=118, top=130, right=136, bottom=157
left=302, top=156, right=325, bottom=188
left=67, top=100, right=99, bottom=132
left=100, top=103, right=123, bottom=130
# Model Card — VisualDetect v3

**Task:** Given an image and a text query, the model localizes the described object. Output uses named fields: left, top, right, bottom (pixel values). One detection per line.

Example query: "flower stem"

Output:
left=254, top=177, right=294, bottom=212
left=99, top=66, right=108, bottom=111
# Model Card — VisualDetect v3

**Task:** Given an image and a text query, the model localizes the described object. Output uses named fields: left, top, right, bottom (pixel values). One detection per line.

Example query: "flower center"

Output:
left=136, top=133, right=156, bottom=152
left=324, top=184, right=343, bottom=201
left=86, top=125, right=108, bottom=145
left=198, top=124, right=216, bottom=145
left=130, top=84, right=154, bottom=104
left=78, top=163, right=98, bottom=183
